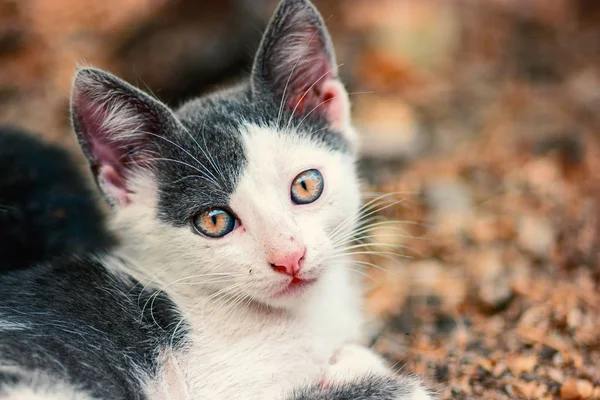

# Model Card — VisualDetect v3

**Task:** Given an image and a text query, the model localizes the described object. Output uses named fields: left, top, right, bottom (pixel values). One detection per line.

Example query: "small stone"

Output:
left=576, top=380, right=594, bottom=399
left=567, top=308, right=583, bottom=329
left=492, top=363, right=507, bottom=377
left=355, top=97, right=423, bottom=160
left=410, top=259, right=444, bottom=288
left=479, top=275, right=513, bottom=312
left=539, top=345, right=558, bottom=361
left=388, top=308, right=416, bottom=335
left=434, top=313, right=458, bottom=334
left=496, top=215, right=517, bottom=241
left=561, top=379, right=581, bottom=400
left=517, top=215, right=555, bottom=258
left=423, top=179, right=473, bottom=214
left=521, top=372, right=537, bottom=382
left=451, top=386, right=463, bottom=395
left=508, top=354, right=538, bottom=375
left=547, top=367, right=564, bottom=383
left=514, top=381, right=540, bottom=398
left=434, top=364, right=449, bottom=382
left=553, top=352, right=565, bottom=366
left=505, top=384, right=515, bottom=397
left=477, top=358, right=493, bottom=373
left=471, top=249, right=514, bottom=312
left=425, top=295, right=441, bottom=307
left=423, top=179, right=474, bottom=235
left=469, top=214, right=496, bottom=244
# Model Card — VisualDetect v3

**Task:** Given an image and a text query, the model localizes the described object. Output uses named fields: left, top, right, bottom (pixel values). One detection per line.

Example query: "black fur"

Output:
left=0, top=256, right=184, bottom=399
left=0, top=126, right=113, bottom=271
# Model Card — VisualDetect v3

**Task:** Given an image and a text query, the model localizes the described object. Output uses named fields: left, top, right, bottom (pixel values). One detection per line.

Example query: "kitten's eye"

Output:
left=291, top=169, right=324, bottom=205
left=192, top=208, right=237, bottom=238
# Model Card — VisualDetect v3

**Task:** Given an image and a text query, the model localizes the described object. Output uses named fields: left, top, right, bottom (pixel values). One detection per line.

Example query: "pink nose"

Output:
left=269, top=248, right=306, bottom=277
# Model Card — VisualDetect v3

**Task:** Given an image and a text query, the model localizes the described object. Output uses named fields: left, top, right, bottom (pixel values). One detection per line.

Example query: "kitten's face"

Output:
left=115, top=121, right=359, bottom=308
left=71, top=0, right=360, bottom=308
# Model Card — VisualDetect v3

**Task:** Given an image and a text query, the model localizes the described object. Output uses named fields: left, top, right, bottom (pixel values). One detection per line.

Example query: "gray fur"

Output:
left=287, top=375, right=417, bottom=400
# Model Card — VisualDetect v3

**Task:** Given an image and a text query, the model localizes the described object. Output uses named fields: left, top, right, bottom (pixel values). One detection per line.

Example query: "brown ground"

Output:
left=1, top=0, right=599, bottom=398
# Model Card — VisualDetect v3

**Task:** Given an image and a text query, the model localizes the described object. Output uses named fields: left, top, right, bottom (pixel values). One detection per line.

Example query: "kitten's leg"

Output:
left=324, top=344, right=392, bottom=382
left=285, top=344, right=433, bottom=400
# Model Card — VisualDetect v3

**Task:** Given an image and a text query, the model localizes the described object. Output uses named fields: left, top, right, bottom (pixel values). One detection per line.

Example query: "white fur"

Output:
left=79, top=72, right=147, bottom=142
left=325, top=344, right=392, bottom=382
left=0, top=388, right=90, bottom=400
left=110, top=122, right=366, bottom=398
left=0, top=316, right=29, bottom=332
left=107, top=120, right=434, bottom=399
left=0, top=368, right=92, bottom=400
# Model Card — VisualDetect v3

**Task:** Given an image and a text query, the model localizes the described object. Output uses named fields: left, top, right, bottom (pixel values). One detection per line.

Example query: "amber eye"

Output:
left=291, top=169, right=324, bottom=205
left=192, top=208, right=237, bottom=238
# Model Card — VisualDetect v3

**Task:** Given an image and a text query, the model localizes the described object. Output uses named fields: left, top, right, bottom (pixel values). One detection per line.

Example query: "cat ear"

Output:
left=71, top=68, right=177, bottom=207
left=252, top=0, right=352, bottom=132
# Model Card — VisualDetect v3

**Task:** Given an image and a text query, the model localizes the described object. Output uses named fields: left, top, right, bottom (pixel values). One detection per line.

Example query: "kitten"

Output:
left=0, top=0, right=434, bottom=399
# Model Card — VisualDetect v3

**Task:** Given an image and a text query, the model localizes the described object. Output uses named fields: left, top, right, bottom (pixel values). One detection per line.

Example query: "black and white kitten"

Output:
left=0, top=0, right=433, bottom=399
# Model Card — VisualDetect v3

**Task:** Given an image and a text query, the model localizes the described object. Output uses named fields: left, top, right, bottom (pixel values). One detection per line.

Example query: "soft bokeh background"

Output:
left=1, top=1, right=599, bottom=398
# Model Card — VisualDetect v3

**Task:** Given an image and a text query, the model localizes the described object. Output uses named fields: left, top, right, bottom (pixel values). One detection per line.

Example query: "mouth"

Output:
left=272, top=277, right=317, bottom=298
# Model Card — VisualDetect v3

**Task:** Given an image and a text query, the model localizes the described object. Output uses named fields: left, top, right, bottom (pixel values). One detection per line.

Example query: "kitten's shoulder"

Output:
left=0, top=255, right=185, bottom=399
left=0, top=254, right=183, bottom=342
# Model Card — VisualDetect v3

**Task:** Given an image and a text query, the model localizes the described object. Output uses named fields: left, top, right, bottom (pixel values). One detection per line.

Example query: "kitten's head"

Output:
left=71, top=0, right=361, bottom=308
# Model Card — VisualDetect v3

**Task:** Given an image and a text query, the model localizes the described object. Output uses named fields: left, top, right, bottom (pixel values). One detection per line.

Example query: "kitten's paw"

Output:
left=325, top=344, right=391, bottom=384
left=291, top=373, right=435, bottom=400
left=404, top=383, right=435, bottom=400
left=322, top=345, right=436, bottom=400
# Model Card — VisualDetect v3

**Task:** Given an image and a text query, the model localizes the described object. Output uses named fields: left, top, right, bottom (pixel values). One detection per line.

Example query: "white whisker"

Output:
left=142, top=131, right=221, bottom=187
left=328, top=198, right=409, bottom=243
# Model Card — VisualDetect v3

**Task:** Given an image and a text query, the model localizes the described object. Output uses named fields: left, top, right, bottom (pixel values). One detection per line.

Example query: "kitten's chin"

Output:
left=272, top=278, right=317, bottom=299
left=257, top=278, right=319, bottom=309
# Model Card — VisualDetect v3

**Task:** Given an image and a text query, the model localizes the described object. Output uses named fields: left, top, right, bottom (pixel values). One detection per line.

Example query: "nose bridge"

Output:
left=247, top=188, right=299, bottom=244
left=235, top=175, right=302, bottom=251
left=263, top=215, right=301, bottom=254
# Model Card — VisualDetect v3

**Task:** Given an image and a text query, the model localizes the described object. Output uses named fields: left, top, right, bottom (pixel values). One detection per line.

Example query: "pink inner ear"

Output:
left=91, top=137, right=131, bottom=185
left=286, top=78, right=347, bottom=127
left=320, top=80, right=348, bottom=128
left=73, top=87, right=153, bottom=205
left=98, top=165, right=131, bottom=206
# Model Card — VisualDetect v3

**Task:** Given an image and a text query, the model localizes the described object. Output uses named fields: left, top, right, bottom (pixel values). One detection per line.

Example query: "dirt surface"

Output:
left=1, top=0, right=599, bottom=398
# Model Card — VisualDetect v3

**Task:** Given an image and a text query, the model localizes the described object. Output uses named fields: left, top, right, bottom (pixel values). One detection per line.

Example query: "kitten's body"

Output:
left=0, top=1, right=433, bottom=399
left=149, top=259, right=361, bottom=399
left=102, top=88, right=367, bottom=399
left=0, top=126, right=113, bottom=271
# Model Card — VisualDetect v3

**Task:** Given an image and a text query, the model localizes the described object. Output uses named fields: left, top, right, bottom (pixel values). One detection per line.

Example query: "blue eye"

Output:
left=192, top=208, right=237, bottom=238
left=291, top=169, right=324, bottom=205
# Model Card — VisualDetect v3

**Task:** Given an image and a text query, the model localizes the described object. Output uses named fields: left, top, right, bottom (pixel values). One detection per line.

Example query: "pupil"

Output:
left=301, top=180, right=308, bottom=191
left=211, top=213, right=219, bottom=226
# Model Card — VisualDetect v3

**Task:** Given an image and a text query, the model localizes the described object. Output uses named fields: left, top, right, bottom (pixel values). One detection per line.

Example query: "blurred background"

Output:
left=1, top=0, right=599, bottom=398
